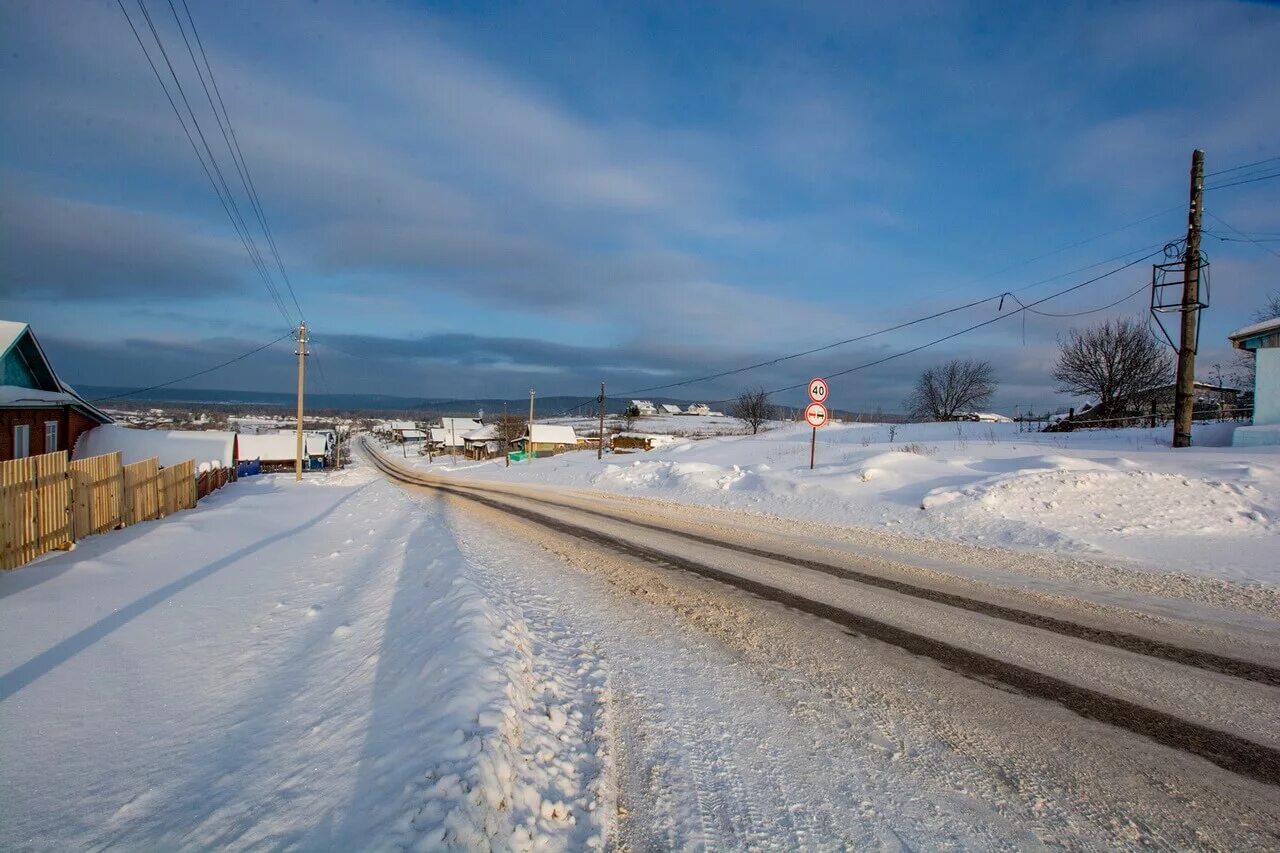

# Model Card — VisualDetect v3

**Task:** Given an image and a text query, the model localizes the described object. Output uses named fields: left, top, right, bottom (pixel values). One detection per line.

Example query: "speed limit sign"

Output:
left=807, top=377, right=829, bottom=403
left=804, top=402, right=829, bottom=428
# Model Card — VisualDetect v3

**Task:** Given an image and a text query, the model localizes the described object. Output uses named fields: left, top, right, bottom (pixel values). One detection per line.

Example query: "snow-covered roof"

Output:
left=967, top=412, right=1014, bottom=423
left=238, top=433, right=302, bottom=463
left=462, top=424, right=499, bottom=441
left=75, top=424, right=237, bottom=469
left=439, top=417, right=482, bottom=433
left=1228, top=316, right=1280, bottom=343
left=0, top=386, right=81, bottom=407
left=660, top=404, right=683, bottom=414
left=386, top=420, right=417, bottom=431
left=525, top=424, right=577, bottom=444
left=398, top=429, right=426, bottom=440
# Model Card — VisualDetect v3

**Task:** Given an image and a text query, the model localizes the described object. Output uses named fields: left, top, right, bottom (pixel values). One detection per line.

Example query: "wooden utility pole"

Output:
left=527, top=389, right=536, bottom=463
left=1173, top=149, right=1204, bottom=448
left=597, top=382, right=606, bottom=460
left=504, top=401, right=510, bottom=467
left=294, top=321, right=308, bottom=481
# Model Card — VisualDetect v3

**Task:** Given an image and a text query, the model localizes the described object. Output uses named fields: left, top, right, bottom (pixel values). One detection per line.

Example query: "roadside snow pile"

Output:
left=0, top=463, right=612, bottom=850
left=922, top=468, right=1271, bottom=535
left=395, top=421, right=1280, bottom=585
left=598, top=460, right=774, bottom=493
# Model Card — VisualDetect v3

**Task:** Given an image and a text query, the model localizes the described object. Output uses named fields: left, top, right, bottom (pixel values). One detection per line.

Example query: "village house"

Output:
left=628, top=400, right=659, bottom=416
left=237, top=433, right=327, bottom=471
left=516, top=424, right=577, bottom=457
left=431, top=418, right=482, bottom=451
left=1230, top=315, right=1280, bottom=446
left=0, top=320, right=112, bottom=461
left=659, top=403, right=683, bottom=415
left=461, top=424, right=502, bottom=459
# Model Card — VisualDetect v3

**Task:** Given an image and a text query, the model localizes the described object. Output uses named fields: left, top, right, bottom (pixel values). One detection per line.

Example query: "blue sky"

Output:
left=1, top=0, right=1277, bottom=412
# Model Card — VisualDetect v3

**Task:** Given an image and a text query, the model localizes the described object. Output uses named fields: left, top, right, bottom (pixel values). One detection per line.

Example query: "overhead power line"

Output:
left=90, top=332, right=295, bottom=402
left=171, top=0, right=305, bottom=323
left=116, top=0, right=296, bottom=329
left=1204, top=154, right=1280, bottom=178
left=612, top=240, right=1167, bottom=398
left=1206, top=211, right=1280, bottom=262
left=1205, top=170, right=1280, bottom=192
left=758, top=248, right=1164, bottom=398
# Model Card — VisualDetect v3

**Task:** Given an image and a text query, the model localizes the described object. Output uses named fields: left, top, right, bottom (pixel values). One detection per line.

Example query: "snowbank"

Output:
left=74, top=423, right=236, bottom=470
left=391, top=421, right=1280, bottom=585
left=0, top=464, right=612, bottom=849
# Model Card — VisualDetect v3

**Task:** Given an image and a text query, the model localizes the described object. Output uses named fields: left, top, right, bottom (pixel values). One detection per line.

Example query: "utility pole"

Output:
left=294, top=321, right=308, bottom=481
left=527, top=389, right=535, bottom=463
left=1173, top=149, right=1204, bottom=448
left=504, top=401, right=510, bottom=467
left=597, top=382, right=606, bottom=461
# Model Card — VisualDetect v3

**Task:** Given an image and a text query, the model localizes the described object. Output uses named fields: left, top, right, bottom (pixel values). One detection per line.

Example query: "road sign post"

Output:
left=804, top=400, right=829, bottom=470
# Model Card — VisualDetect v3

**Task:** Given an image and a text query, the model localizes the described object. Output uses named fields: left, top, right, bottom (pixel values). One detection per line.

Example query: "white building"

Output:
left=629, top=400, right=658, bottom=416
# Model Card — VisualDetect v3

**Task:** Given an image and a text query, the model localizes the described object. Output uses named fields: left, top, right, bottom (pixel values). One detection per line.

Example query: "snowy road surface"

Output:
left=3, top=442, right=1279, bottom=850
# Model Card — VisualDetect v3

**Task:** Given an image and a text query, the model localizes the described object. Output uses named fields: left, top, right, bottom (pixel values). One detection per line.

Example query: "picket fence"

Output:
left=1, top=450, right=202, bottom=570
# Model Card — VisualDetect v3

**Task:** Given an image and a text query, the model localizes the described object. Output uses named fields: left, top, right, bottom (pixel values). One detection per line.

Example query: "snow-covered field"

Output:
left=393, top=420, right=1280, bottom=586
left=0, top=465, right=611, bottom=850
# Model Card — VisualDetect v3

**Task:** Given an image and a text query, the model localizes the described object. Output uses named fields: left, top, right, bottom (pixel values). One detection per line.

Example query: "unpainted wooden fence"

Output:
left=1, top=451, right=204, bottom=570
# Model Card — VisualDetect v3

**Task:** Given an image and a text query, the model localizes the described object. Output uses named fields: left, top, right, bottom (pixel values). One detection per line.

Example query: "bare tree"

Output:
left=494, top=413, right=526, bottom=450
left=904, top=359, right=997, bottom=421
left=730, top=387, right=774, bottom=434
left=620, top=406, right=639, bottom=432
left=1051, top=317, right=1172, bottom=416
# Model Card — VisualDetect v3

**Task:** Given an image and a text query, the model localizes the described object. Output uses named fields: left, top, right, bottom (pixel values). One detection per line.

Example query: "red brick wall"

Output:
left=66, top=409, right=99, bottom=456
left=0, top=407, right=105, bottom=460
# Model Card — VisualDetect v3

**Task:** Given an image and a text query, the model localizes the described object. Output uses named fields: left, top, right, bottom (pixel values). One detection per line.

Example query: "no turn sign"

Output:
left=807, top=377, right=829, bottom=403
left=804, top=402, right=829, bottom=428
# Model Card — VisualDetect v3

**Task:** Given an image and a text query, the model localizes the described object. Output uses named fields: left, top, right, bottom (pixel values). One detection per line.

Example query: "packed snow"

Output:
left=389, top=420, right=1280, bottom=586
left=0, top=462, right=612, bottom=850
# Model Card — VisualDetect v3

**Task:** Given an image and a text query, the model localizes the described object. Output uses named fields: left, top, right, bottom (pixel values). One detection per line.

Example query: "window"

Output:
left=45, top=420, right=59, bottom=452
left=13, top=424, right=30, bottom=459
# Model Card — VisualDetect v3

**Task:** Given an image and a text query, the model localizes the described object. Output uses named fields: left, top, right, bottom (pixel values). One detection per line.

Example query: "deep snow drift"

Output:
left=393, top=420, right=1279, bottom=586
left=0, top=465, right=612, bottom=850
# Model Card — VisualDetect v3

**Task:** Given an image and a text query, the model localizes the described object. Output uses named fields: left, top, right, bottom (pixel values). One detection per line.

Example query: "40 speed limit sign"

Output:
left=804, top=401, right=829, bottom=428
left=807, top=377, right=829, bottom=403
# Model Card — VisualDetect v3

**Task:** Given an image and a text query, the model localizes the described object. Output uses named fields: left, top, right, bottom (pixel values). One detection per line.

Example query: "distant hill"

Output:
left=77, top=385, right=701, bottom=416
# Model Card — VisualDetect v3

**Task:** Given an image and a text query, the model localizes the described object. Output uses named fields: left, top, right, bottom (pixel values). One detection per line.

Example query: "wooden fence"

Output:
left=2, top=450, right=216, bottom=571
left=70, top=451, right=123, bottom=538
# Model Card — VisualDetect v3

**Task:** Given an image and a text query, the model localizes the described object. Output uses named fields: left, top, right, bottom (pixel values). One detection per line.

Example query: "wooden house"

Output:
left=0, top=320, right=112, bottom=461
left=516, top=424, right=577, bottom=457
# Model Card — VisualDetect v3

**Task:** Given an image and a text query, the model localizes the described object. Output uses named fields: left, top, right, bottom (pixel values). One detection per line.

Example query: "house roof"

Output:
left=0, top=320, right=112, bottom=424
left=525, top=424, right=577, bottom=444
left=1228, top=316, right=1280, bottom=346
left=462, top=424, right=499, bottom=441
left=75, top=424, right=237, bottom=470
left=660, top=404, right=683, bottom=414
